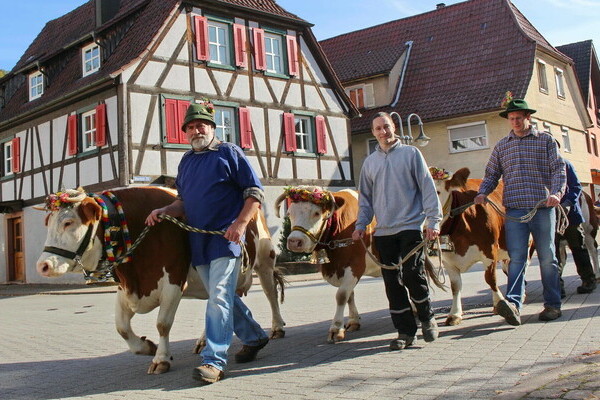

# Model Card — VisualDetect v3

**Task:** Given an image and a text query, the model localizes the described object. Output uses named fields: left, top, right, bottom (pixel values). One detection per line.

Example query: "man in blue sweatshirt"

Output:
left=352, top=111, right=442, bottom=350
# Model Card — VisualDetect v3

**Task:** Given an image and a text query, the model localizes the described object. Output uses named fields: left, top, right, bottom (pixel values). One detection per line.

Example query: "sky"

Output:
left=1, top=0, right=599, bottom=72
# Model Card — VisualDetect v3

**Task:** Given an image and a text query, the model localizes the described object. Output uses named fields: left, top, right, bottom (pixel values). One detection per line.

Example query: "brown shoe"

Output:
left=538, top=306, right=562, bottom=321
left=192, top=364, right=224, bottom=384
left=496, top=299, right=521, bottom=326
left=235, top=337, right=269, bottom=363
left=577, top=280, right=597, bottom=294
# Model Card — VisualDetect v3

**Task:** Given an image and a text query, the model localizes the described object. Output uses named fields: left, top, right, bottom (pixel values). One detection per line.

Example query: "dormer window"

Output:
left=82, top=43, right=101, bottom=76
left=29, top=71, right=43, bottom=101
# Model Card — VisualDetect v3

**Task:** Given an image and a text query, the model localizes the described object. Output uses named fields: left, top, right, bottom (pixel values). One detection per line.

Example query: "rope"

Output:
left=483, top=198, right=569, bottom=235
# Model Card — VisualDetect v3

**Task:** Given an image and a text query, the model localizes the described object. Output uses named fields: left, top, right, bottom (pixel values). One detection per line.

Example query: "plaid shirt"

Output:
left=479, top=128, right=566, bottom=209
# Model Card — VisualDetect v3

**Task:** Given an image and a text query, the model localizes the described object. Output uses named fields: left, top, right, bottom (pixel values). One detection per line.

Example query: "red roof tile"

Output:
left=320, top=0, right=568, bottom=133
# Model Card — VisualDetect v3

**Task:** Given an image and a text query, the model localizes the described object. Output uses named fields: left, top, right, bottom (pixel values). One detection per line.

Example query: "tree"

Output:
left=0, top=70, right=6, bottom=78
left=277, top=216, right=311, bottom=262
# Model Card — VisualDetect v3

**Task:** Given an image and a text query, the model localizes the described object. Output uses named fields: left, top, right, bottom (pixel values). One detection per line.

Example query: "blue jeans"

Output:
left=194, top=256, right=268, bottom=371
left=505, top=207, right=561, bottom=310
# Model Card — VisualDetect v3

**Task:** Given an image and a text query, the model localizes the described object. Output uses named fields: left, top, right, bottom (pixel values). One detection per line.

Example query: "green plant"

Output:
left=277, top=216, right=311, bottom=262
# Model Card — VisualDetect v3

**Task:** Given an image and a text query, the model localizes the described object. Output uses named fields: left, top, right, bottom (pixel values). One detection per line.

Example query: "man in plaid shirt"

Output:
left=475, top=98, right=566, bottom=326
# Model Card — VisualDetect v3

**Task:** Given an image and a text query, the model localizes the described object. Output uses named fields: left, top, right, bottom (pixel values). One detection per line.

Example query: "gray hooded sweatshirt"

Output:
left=356, top=140, right=442, bottom=236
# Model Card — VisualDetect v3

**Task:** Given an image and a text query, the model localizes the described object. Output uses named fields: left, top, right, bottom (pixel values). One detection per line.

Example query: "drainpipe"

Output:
left=390, top=41, right=413, bottom=108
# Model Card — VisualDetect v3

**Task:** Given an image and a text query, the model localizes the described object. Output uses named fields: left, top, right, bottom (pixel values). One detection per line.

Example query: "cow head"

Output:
left=36, top=188, right=103, bottom=277
left=430, top=167, right=471, bottom=213
left=274, top=186, right=338, bottom=253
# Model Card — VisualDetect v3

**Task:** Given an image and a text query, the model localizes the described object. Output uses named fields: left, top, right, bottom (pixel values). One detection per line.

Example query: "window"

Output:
left=252, top=28, right=298, bottom=76
left=163, top=98, right=190, bottom=145
left=3, top=140, right=13, bottom=176
left=208, top=21, right=231, bottom=65
left=283, top=112, right=327, bottom=154
left=214, top=106, right=235, bottom=143
left=543, top=122, right=551, bottom=134
left=29, top=71, right=43, bottom=100
left=82, top=43, right=101, bottom=76
left=346, top=84, right=374, bottom=109
left=537, top=60, right=548, bottom=93
left=448, top=122, right=488, bottom=153
left=561, top=126, right=571, bottom=152
left=591, top=133, right=599, bottom=157
left=349, top=88, right=364, bottom=109
left=81, top=110, right=97, bottom=152
left=2, top=138, right=20, bottom=176
left=264, top=32, right=284, bottom=74
left=555, top=68, right=565, bottom=98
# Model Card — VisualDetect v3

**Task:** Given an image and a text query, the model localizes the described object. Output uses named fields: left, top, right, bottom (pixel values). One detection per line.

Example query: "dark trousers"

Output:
left=374, top=230, right=433, bottom=337
left=555, top=223, right=596, bottom=287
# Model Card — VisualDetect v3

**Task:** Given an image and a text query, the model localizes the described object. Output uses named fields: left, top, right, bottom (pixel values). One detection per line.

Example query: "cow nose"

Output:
left=287, top=238, right=304, bottom=251
left=37, top=261, right=52, bottom=276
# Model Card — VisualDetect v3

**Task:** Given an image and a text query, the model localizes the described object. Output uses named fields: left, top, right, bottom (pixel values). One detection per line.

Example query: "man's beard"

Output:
left=191, top=135, right=213, bottom=151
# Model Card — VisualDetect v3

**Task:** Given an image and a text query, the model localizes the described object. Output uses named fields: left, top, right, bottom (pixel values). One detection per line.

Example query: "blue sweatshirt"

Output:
left=356, top=140, right=442, bottom=236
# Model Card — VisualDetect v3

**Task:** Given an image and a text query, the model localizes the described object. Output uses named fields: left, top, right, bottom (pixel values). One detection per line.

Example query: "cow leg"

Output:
left=484, top=261, right=505, bottom=314
left=254, top=260, right=286, bottom=339
left=584, top=231, right=600, bottom=280
left=445, top=265, right=463, bottom=326
left=328, top=268, right=358, bottom=343
left=146, top=284, right=183, bottom=375
left=344, top=290, right=360, bottom=332
left=115, top=289, right=158, bottom=357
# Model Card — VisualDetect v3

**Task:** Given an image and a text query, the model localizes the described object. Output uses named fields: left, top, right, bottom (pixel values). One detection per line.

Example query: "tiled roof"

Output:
left=214, top=0, right=307, bottom=23
left=320, top=0, right=567, bottom=133
left=557, top=40, right=593, bottom=102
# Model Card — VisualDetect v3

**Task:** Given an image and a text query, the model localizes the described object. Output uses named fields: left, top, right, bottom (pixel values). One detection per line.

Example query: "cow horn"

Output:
left=63, top=188, right=87, bottom=203
left=325, top=191, right=337, bottom=218
left=274, top=192, right=287, bottom=218
left=32, top=205, right=47, bottom=211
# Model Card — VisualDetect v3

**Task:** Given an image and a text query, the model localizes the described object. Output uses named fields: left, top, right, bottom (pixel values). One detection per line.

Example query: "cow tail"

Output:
left=424, top=256, right=448, bottom=292
left=273, top=267, right=288, bottom=303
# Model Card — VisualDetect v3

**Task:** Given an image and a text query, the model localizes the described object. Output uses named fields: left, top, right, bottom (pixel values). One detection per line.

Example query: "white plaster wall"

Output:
left=285, top=83, right=302, bottom=108
left=253, top=78, right=273, bottom=103
left=230, top=74, right=250, bottom=100
left=166, top=151, right=185, bottom=176
left=0, top=216, right=6, bottom=282
left=296, top=158, right=318, bottom=179
left=106, top=96, right=119, bottom=145
left=277, top=157, right=293, bottom=179
left=130, top=93, right=154, bottom=144
left=268, top=108, right=284, bottom=151
left=135, top=61, right=163, bottom=87
left=154, top=13, right=187, bottom=60
left=269, top=79, right=287, bottom=103
left=79, top=158, right=99, bottom=187
left=300, top=37, right=327, bottom=84
left=247, top=157, right=262, bottom=177
left=33, top=122, right=50, bottom=169
left=248, top=106, right=266, bottom=149
left=133, top=149, right=162, bottom=176
left=61, top=164, right=78, bottom=190
left=1, top=182, right=14, bottom=201
left=101, top=154, right=115, bottom=181
left=195, top=68, right=218, bottom=96
left=321, top=88, right=344, bottom=113
left=53, top=115, right=67, bottom=159
left=212, top=70, right=234, bottom=96
left=304, top=84, right=324, bottom=110
left=162, top=64, right=191, bottom=91
left=33, top=173, right=45, bottom=199
left=328, top=117, right=351, bottom=157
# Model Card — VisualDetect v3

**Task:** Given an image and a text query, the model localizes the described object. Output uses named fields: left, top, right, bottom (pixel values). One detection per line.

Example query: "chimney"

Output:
left=436, top=3, right=446, bottom=9
left=96, top=0, right=121, bottom=27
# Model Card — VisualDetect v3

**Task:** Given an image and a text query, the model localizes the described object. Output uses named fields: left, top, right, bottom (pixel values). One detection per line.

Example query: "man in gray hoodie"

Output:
left=352, top=111, right=442, bottom=350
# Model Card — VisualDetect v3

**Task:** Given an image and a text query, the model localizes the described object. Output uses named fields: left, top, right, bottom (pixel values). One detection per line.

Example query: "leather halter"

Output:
left=43, top=223, right=96, bottom=266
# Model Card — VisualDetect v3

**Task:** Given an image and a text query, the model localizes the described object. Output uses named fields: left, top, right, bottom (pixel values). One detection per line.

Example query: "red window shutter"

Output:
left=67, top=115, right=78, bottom=156
left=315, top=115, right=327, bottom=154
left=283, top=112, right=296, bottom=152
left=286, top=35, right=299, bottom=76
left=95, top=104, right=107, bottom=147
left=194, top=16, right=209, bottom=61
left=165, top=99, right=180, bottom=144
left=239, top=107, right=253, bottom=149
left=11, top=137, right=20, bottom=173
left=252, top=28, right=266, bottom=71
left=233, top=23, right=247, bottom=68
left=177, top=100, right=190, bottom=144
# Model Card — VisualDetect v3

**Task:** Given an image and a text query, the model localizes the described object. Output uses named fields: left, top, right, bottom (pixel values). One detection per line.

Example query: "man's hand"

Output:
left=352, top=229, right=365, bottom=241
left=225, top=220, right=247, bottom=243
left=474, top=194, right=487, bottom=205
left=425, top=227, right=439, bottom=241
left=546, top=194, right=560, bottom=207
left=145, top=208, right=165, bottom=226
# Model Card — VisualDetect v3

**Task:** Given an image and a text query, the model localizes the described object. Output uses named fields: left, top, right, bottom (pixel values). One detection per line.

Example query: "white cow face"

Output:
left=286, top=201, right=329, bottom=253
left=36, top=203, right=102, bottom=277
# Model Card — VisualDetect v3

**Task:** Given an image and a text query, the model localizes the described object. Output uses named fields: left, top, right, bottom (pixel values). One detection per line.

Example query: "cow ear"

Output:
left=77, top=198, right=102, bottom=225
left=453, top=168, right=471, bottom=188
left=334, top=195, right=345, bottom=209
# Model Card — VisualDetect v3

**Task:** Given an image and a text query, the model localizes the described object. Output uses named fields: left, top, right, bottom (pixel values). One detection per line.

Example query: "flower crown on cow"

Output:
left=284, top=186, right=333, bottom=207
left=40, top=188, right=87, bottom=211
left=429, top=166, right=451, bottom=181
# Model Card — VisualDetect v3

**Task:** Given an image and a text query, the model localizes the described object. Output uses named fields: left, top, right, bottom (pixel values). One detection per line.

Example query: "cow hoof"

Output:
left=345, top=322, right=360, bottom=332
left=135, top=336, right=157, bottom=355
left=193, top=340, right=206, bottom=354
left=147, top=361, right=171, bottom=375
left=270, top=329, right=285, bottom=339
left=327, top=330, right=345, bottom=343
left=445, top=316, right=462, bottom=326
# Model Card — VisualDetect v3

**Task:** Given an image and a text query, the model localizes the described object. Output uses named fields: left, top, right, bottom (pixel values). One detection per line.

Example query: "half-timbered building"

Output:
left=0, top=0, right=357, bottom=283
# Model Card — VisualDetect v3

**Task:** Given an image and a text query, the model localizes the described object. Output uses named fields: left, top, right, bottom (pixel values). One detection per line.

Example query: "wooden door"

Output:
left=7, top=216, right=25, bottom=282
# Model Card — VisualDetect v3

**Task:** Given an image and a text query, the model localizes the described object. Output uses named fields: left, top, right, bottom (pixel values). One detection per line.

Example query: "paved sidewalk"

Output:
left=1, top=261, right=598, bottom=399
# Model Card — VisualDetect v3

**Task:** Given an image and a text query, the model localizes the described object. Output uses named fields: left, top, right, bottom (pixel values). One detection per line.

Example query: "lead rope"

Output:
left=483, top=198, right=569, bottom=235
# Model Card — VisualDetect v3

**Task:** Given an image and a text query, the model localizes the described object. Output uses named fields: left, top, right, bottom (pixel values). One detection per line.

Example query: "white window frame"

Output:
left=208, top=20, right=231, bottom=66
left=447, top=121, right=489, bottom=153
left=214, top=106, right=236, bottom=143
left=29, top=71, right=43, bottom=101
left=543, top=122, right=551, bottom=134
left=264, top=32, right=283, bottom=74
left=82, top=43, right=101, bottom=77
left=555, top=67, right=565, bottom=98
left=294, top=115, right=314, bottom=153
left=561, top=126, right=571, bottom=152
left=81, top=109, right=97, bottom=152
left=537, top=59, right=548, bottom=93
left=346, top=83, right=375, bottom=109
left=3, top=140, right=13, bottom=176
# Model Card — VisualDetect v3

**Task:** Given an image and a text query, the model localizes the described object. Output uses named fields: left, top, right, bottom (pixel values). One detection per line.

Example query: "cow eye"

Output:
left=63, top=220, right=73, bottom=229
left=314, top=211, right=321, bottom=217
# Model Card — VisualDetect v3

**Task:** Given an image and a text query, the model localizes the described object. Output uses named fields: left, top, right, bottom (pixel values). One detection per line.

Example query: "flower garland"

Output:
left=284, top=186, right=332, bottom=206
left=429, top=166, right=451, bottom=181
left=44, top=191, right=74, bottom=211
left=500, top=91, right=513, bottom=108
left=197, top=97, right=215, bottom=115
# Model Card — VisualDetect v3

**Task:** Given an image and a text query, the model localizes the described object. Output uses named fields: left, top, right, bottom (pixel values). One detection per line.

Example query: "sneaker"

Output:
left=235, top=337, right=269, bottom=363
left=538, top=306, right=562, bottom=321
left=389, top=334, right=415, bottom=351
left=496, top=299, right=521, bottom=326
left=577, top=280, right=597, bottom=294
left=192, top=364, right=224, bottom=384
left=421, top=317, right=439, bottom=342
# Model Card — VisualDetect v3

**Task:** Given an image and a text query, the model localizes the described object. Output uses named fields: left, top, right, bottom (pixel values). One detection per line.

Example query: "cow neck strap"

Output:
left=91, top=192, right=133, bottom=264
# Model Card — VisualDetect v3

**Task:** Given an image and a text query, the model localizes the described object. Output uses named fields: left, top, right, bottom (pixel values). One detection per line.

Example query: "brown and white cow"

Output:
left=275, top=186, right=443, bottom=343
left=433, top=167, right=508, bottom=325
left=36, top=186, right=285, bottom=374
left=572, top=191, right=600, bottom=280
